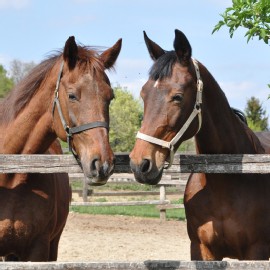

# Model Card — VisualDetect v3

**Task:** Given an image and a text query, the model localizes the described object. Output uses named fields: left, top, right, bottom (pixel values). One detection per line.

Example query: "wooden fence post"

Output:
left=82, top=178, right=88, bottom=202
left=159, top=185, right=166, bottom=221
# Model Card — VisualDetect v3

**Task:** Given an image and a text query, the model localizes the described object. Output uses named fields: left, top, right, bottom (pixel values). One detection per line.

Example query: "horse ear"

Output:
left=173, top=29, right=192, bottom=65
left=144, top=31, right=165, bottom=61
left=63, top=36, right=78, bottom=69
left=100, top=39, right=122, bottom=70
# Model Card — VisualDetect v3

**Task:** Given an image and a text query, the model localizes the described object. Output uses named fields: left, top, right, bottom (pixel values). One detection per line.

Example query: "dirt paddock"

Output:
left=58, top=212, right=190, bottom=261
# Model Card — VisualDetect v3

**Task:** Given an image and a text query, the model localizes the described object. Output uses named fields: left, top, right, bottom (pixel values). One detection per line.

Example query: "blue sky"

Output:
left=0, top=0, right=270, bottom=117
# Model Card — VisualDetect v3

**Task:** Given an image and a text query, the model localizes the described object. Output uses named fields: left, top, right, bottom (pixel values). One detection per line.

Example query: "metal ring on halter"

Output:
left=136, top=58, right=203, bottom=169
left=164, top=145, right=175, bottom=169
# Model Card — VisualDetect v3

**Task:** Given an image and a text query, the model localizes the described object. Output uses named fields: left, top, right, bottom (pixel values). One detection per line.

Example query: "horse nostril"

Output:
left=109, top=160, right=115, bottom=175
left=140, top=159, right=152, bottom=173
left=90, top=158, right=100, bottom=173
left=89, top=157, right=114, bottom=179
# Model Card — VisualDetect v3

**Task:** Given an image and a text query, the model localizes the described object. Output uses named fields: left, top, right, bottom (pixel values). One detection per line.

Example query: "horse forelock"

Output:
left=77, top=46, right=104, bottom=72
left=0, top=46, right=105, bottom=124
left=149, top=51, right=177, bottom=81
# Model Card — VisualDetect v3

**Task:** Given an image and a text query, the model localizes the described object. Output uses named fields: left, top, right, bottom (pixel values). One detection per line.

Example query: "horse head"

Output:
left=130, top=30, right=201, bottom=185
left=52, top=36, right=122, bottom=185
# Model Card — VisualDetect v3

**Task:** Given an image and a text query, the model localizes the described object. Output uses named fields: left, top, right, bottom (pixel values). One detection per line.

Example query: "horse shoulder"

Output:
left=184, top=173, right=206, bottom=202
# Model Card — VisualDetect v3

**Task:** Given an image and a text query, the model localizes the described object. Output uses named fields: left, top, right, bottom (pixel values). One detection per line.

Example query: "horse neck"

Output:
left=195, top=65, right=263, bottom=155
left=0, top=76, right=56, bottom=155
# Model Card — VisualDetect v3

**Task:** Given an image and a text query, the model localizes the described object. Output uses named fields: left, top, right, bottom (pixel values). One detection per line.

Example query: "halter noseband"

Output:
left=52, top=61, right=109, bottom=162
left=136, top=58, right=203, bottom=169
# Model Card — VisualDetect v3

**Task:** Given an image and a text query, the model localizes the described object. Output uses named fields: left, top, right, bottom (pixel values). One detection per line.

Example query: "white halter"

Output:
left=136, top=58, right=203, bottom=169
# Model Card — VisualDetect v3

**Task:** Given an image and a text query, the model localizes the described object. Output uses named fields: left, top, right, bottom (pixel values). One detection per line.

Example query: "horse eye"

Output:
left=172, top=94, right=183, bottom=103
left=68, top=93, right=77, bottom=101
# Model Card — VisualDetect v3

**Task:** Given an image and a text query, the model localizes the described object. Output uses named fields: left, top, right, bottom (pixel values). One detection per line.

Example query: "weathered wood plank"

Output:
left=73, top=190, right=179, bottom=197
left=156, top=204, right=184, bottom=210
left=71, top=199, right=170, bottom=207
left=178, top=154, right=270, bottom=174
left=0, top=154, right=133, bottom=173
left=0, top=154, right=80, bottom=173
left=0, top=154, right=270, bottom=174
left=1, top=260, right=270, bottom=270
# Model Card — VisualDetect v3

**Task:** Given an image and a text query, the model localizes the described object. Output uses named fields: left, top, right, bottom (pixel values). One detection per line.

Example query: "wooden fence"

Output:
left=2, top=153, right=270, bottom=269
left=2, top=153, right=270, bottom=220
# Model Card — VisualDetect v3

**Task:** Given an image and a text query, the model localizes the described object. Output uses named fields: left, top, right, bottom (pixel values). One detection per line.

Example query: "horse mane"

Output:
left=0, top=46, right=104, bottom=124
left=231, top=107, right=248, bottom=126
left=149, top=51, right=177, bottom=81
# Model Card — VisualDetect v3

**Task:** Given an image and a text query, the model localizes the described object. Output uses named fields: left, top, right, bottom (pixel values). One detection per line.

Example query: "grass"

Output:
left=70, top=204, right=186, bottom=220
left=71, top=181, right=179, bottom=192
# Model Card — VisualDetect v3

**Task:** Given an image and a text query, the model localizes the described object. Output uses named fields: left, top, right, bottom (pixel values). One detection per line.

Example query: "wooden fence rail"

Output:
left=1, top=153, right=270, bottom=174
left=1, top=260, right=270, bottom=270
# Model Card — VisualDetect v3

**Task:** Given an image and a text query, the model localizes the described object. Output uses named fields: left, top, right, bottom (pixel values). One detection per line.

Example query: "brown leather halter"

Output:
left=52, top=61, right=109, bottom=163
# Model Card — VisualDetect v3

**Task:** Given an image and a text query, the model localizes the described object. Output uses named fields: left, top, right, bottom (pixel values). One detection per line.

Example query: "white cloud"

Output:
left=220, top=81, right=255, bottom=100
left=0, top=0, right=30, bottom=9
left=220, top=80, right=270, bottom=114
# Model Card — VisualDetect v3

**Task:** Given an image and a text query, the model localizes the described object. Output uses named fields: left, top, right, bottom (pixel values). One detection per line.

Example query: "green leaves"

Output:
left=109, top=86, right=143, bottom=152
left=212, top=0, right=270, bottom=44
left=0, top=65, right=14, bottom=98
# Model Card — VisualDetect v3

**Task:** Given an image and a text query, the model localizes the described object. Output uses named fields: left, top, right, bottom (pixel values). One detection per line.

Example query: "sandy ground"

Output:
left=57, top=212, right=190, bottom=262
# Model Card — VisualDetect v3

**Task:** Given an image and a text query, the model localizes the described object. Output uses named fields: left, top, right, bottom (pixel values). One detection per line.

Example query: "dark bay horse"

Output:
left=130, top=29, right=270, bottom=260
left=0, top=36, right=121, bottom=261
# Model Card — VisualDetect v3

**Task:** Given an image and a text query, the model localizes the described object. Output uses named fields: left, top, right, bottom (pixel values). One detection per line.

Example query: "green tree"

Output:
left=0, top=64, right=14, bottom=98
left=109, top=86, right=143, bottom=152
left=213, top=0, right=270, bottom=44
left=178, top=138, right=196, bottom=153
left=245, top=96, right=268, bottom=131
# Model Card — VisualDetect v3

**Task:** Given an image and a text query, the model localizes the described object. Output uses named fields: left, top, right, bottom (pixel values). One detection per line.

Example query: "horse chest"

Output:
left=0, top=196, right=52, bottom=257
left=0, top=219, right=31, bottom=239
left=0, top=186, right=53, bottom=235
left=0, top=218, right=36, bottom=255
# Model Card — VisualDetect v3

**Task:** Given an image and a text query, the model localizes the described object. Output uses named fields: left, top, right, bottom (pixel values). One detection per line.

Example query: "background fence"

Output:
left=70, top=174, right=187, bottom=221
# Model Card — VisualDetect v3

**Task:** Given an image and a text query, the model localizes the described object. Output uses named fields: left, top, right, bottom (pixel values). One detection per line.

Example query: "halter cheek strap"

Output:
left=52, top=61, right=109, bottom=163
left=136, top=58, right=203, bottom=169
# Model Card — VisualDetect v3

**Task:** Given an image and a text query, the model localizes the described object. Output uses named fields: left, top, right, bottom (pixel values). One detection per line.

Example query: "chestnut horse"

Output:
left=0, top=36, right=121, bottom=261
left=130, top=29, right=270, bottom=260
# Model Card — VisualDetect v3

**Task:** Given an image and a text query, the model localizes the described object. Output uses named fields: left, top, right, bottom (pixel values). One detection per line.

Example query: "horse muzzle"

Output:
left=82, top=157, right=115, bottom=186
left=129, top=158, right=163, bottom=185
